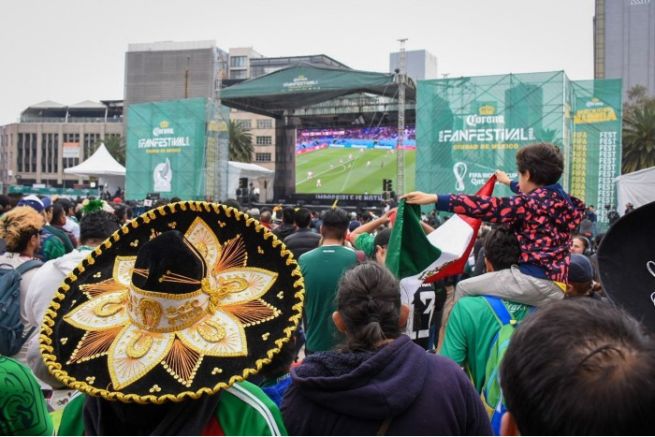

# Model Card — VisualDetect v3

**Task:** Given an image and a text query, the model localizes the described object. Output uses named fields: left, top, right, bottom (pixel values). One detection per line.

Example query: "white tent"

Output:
left=64, top=144, right=125, bottom=194
left=615, top=166, right=655, bottom=214
left=227, top=161, right=274, bottom=202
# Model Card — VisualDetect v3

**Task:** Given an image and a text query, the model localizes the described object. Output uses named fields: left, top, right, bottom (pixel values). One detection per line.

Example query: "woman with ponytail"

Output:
left=282, top=262, right=491, bottom=435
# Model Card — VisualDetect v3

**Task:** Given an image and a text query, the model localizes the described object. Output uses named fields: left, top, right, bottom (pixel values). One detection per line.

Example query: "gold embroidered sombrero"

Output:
left=40, top=201, right=304, bottom=404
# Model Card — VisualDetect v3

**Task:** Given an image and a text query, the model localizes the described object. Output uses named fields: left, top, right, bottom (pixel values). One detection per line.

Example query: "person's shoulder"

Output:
left=453, top=295, right=493, bottom=313
left=220, top=381, right=286, bottom=436
left=298, top=246, right=319, bottom=262
left=283, top=232, right=297, bottom=243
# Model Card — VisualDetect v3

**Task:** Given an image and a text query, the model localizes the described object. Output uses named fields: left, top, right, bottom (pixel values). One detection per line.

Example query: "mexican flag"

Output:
left=386, top=175, right=497, bottom=284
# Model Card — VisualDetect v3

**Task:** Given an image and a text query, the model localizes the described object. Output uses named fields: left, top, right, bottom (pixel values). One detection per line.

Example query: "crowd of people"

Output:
left=0, top=142, right=653, bottom=435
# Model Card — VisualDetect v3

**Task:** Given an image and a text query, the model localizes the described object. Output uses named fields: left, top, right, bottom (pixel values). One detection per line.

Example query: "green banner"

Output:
left=416, top=72, right=623, bottom=226
left=126, top=98, right=207, bottom=200
left=570, top=80, right=623, bottom=225
left=416, top=72, right=567, bottom=198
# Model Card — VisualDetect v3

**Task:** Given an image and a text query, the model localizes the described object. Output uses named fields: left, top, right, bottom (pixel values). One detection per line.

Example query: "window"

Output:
left=230, top=56, right=247, bottom=68
left=255, top=153, right=272, bottom=162
left=230, top=70, right=248, bottom=80
left=256, top=119, right=273, bottom=129
left=256, top=136, right=272, bottom=145
left=41, top=133, right=58, bottom=174
left=236, top=119, right=251, bottom=129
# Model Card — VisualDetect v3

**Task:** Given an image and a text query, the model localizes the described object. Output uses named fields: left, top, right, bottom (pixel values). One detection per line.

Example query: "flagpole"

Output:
left=396, top=38, right=407, bottom=197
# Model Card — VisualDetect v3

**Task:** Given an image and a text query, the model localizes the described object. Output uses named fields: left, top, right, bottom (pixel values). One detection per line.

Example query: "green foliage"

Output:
left=228, top=120, right=253, bottom=162
left=91, top=135, right=125, bottom=165
left=104, top=135, right=126, bottom=165
left=622, top=86, right=655, bottom=174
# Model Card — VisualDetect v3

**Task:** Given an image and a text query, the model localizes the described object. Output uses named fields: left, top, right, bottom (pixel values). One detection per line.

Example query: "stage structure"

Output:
left=125, top=98, right=229, bottom=201
left=221, top=64, right=415, bottom=202
left=416, top=72, right=622, bottom=225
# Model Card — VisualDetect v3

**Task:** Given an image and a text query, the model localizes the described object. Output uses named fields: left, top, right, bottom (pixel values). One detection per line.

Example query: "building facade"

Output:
left=389, top=49, right=438, bottom=81
left=594, top=0, right=655, bottom=98
left=0, top=100, right=123, bottom=188
left=124, top=40, right=227, bottom=107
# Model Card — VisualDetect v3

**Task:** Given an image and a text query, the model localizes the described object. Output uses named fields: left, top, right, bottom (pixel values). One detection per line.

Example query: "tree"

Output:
left=90, top=135, right=125, bottom=165
left=622, top=86, right=655, bottom=174
left=228, top=120, right=253, bottom=163
left=103, top=135, right=126, bottom=166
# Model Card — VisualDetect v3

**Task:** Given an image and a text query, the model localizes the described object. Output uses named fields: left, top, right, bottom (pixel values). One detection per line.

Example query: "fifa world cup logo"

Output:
left=453, top=162, right=467, bottom=192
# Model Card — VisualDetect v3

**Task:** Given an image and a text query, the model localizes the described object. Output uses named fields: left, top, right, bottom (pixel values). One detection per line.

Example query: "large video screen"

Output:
left=295, top=126, right=416, bottom=194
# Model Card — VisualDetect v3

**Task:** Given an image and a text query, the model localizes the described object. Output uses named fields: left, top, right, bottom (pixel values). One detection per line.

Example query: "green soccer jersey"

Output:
left=57, top=381, right=287, bottom=436
left=0, top=356, right=54, bottom=436
left=440, top=296, right=530, bottom=392
left=299, top=245, right=358, bottom=352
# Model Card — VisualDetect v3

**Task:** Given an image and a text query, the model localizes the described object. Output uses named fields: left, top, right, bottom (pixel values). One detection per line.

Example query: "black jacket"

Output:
left=283, top=229, right=321, bottom=259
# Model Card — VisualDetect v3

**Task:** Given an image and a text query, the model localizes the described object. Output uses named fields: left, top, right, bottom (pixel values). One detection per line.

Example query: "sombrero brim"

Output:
left=40, top=201, right=304, bottom=404
left=598, top=201, right=655, bottom=333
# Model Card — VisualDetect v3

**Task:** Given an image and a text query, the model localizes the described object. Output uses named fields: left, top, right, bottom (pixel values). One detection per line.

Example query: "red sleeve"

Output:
left=448, top=194, right=526, bottom=224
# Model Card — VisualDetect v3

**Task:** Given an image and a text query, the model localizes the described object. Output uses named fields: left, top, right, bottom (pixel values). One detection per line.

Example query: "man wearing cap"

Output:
left=40, top=201, right=299, bottom=435
left=17, top=195, right=66, bottom=262
left=565, top=253, right=602, bottom=299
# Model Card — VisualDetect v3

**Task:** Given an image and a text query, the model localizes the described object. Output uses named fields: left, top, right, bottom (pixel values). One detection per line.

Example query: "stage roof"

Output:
left=220, top=64, right=415, bottom=118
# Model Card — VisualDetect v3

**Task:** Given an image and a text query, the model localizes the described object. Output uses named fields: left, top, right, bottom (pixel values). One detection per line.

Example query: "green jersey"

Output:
left=57, top=381, right=287, bottom=436
left=0, top=356, right=53, bottom=436
left=440, top=296, right=530, bottom=392
left=299, top=245, right=358, bottom=352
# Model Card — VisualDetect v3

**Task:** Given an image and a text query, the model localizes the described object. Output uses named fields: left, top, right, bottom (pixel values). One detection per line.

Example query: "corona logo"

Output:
left=479, top=104, right=496, bottom=116
left=153, top=121, right=175, bottom=137
left=585, top=98, right=605, bottom=108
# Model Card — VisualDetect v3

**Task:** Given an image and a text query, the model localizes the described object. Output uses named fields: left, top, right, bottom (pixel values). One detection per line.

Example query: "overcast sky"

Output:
left=0, top=0, right=595, bottom=125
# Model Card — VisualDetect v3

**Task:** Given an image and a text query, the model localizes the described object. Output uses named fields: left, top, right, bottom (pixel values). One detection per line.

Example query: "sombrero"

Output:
left=597, top=201, right=655, bottom=333
left=40, top=201, right=304, bottom=404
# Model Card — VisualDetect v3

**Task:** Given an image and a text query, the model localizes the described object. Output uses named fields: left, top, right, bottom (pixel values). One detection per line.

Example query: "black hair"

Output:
left=222, top=199, right=241, bottom=211
left=336, top=262, right=401, bottom=352
left=80, top=211, right=121, bottom=244
left=55, top=198, right=74, bottom=214
left=573, top=234, right=591, bottom=252
left=320, top=208, right=349, bottom=240
left=373, top=228, right=391, bottom=249
left=294, top=208, right=311, bottom=229
left=515, top=143, right=564, bottom=186
left=13, top=228, right=40, bottom=253
left=114, top=205, right=132, bottom=222
left=51, top=203, right=67, bottom=226
left=483, top=226, right=520, bottom=271
left=282, top=207, right=295, bottom=225
left=0, top=195, right=10, bottom=208
left=256, top=332, right=296, bottom=382
left=500, top=299, right=655, bottom=435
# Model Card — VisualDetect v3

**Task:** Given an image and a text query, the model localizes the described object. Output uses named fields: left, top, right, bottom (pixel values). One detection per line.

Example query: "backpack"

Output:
left=481, top=296, right=535, bottom=435
left=0, top=259, right=43, bottom=356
